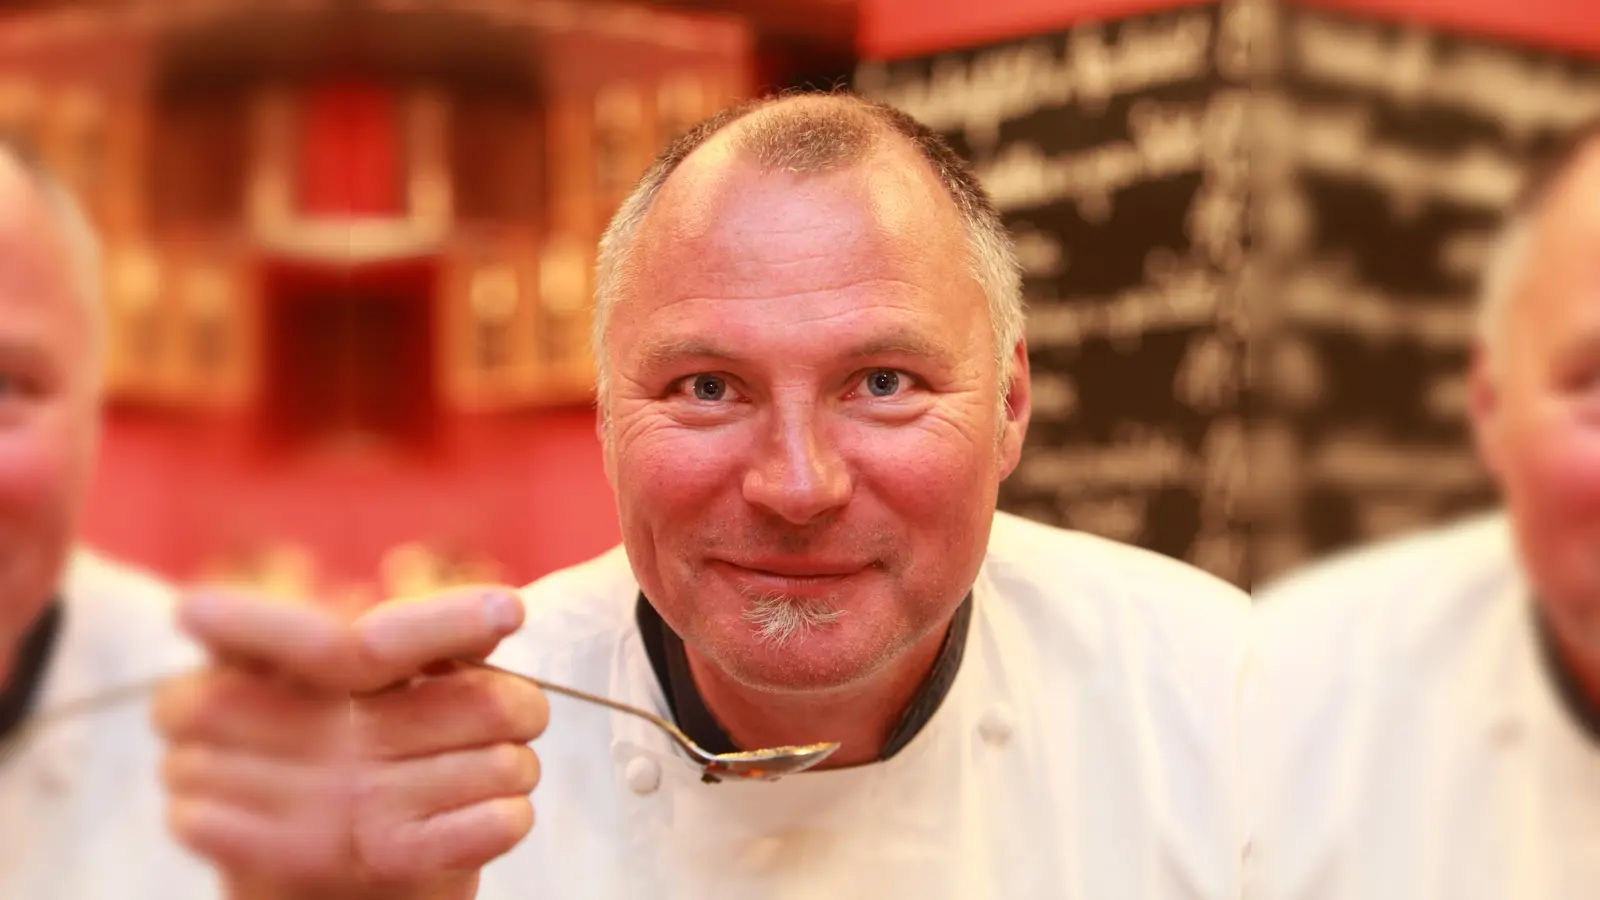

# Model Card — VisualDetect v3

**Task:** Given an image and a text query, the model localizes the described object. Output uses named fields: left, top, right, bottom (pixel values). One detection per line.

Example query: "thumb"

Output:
left=348, top=586, right=525, bottom=693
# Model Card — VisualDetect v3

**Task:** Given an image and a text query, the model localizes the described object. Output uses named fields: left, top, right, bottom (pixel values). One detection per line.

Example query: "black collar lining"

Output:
left=0, top=599, right=64, bottom=746
left=1534, top=605, right=1600, bottom=748
left=636, top=591, right=974, bottom=763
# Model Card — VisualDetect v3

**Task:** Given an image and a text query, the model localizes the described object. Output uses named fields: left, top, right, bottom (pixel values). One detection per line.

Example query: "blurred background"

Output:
left=0, top=0, right=1596, bottom=598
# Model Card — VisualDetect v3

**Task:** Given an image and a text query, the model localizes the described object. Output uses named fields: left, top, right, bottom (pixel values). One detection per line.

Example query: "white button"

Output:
left=978, top=707, right=1014, bottom=745
left=624, top=756, right=662, bottom=795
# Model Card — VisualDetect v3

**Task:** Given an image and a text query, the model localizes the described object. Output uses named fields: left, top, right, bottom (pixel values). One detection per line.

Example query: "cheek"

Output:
left=611, top=428, right=738, bottom=526
left=1501, top=416, right=1600, bottom=524
left=1498, top=413, right=1600, bottom=611
left=844, top=419, right=1002, bottom=554
left=0, top=426, right=81, bottom=518
left=0, top=421, right=85, bottom=637
left=855, top=429, right=994, bottom=507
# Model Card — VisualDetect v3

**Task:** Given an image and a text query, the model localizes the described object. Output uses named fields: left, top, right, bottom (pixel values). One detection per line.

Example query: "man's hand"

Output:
left=153, top=587, right=550, bottom=900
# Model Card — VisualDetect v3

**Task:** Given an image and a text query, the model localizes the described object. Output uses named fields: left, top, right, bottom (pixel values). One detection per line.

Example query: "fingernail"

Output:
left=484, top=591, right=522, bottom=632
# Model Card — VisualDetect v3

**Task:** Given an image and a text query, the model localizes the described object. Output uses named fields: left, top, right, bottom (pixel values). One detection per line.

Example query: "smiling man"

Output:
left=457, top=92, right=1252, bottom=899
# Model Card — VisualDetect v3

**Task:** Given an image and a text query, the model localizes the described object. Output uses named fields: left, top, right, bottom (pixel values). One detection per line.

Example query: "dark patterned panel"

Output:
left=860, top=1, right=1600, bottom=589
left=858, top=4, right=1256, bottom=585
left=1248, top=5, right=1600, bottom=582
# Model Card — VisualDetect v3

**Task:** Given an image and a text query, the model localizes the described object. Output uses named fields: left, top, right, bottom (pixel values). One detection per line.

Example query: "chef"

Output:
left=164, top=92, right=1254, bottom=899
left=1245, top=116, right=1600, bottom=900
left=172, top=92, right=1253, bottom=899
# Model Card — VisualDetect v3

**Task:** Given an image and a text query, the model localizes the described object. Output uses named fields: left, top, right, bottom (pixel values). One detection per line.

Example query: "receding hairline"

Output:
left=591, top=90, right=1025, bottom=416
left=636, top=122, right=972, bottom=265
left=717, top=94, right=908, bottom=173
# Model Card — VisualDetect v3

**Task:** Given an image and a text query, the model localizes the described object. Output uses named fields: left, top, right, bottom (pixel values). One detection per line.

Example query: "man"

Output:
left=0, top=142, right=545, bottom=900
left=169, top=93, right=1253, bottom=898
left=1246, top=117, right=1600, bottom=900
left=484, top=93, right=1254, bottom=897
left=161, top=92, right=1253, bottom=896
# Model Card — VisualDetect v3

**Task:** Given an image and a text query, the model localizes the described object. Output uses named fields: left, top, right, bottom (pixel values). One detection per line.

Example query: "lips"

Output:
left=718, top=559, right=868, bottom=578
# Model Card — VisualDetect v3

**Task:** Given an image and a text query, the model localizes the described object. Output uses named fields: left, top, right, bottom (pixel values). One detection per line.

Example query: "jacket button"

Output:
left=624, top=756, right=662, bottom=795
left=978, top=708, right=1014, bottom=745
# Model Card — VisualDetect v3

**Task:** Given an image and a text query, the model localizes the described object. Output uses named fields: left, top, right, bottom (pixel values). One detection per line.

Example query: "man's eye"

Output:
left=689, top=375, right=729, bottom=401
left=860, top=369, right=907, bottom=397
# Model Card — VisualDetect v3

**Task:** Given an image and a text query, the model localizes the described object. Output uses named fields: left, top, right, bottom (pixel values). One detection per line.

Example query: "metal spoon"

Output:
left=460, top=660, right=841, bottom=783
left=0, top=663, right=842, bottom=784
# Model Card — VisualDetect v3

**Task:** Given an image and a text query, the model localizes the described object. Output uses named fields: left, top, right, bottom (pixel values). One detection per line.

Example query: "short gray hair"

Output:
left=0, top=137, right=106, bottom=366
left=592, top=92, right=1023, bottom=404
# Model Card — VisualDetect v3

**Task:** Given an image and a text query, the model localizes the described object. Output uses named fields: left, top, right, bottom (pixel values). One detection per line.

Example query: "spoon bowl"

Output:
left=696, top=742, right=841, bottom=783
left=461, top=661, right=841, bottom=784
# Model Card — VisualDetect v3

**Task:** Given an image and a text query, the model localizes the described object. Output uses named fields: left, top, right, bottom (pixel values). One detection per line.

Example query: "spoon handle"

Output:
left=0, top=662, right=708, bottom=768
left=455, top=659, right=707, bottom=760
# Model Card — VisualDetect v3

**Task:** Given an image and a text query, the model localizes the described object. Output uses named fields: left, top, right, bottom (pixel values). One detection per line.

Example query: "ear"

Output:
left=1467, top=341, right=1504, bottom=479
left=998, top=340, right=1032, bottom=480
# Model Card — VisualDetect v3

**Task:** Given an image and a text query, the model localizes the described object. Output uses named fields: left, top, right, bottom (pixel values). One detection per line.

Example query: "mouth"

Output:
left=716, top=559, right=870, bottom=579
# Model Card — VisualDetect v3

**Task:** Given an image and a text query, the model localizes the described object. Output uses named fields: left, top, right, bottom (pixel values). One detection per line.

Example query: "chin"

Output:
left=705, top=621, right=898, bottom=695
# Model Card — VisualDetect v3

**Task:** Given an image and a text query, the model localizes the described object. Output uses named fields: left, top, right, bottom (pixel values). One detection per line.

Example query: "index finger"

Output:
left=350, top=587, right=524, bottom=693
left=178, top=590, right=360, bottom=691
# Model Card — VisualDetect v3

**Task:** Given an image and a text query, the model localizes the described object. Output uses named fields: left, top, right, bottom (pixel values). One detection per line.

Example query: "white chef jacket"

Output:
left=0, top=549, right=217, bottom=900
left=1244, top=512, right=1600, bottom=900
left=479, top=511, right=1252, bottom=900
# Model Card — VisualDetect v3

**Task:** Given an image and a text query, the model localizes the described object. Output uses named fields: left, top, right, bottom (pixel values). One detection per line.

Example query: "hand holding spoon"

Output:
left=0, top=662, right=841, bottom=784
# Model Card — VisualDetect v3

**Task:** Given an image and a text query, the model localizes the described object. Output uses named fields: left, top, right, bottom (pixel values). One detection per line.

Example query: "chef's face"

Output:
left=600, top=141, right=1029, bottom=693
left=0, top=155, right=100, bottom=684
left=1473, top=140, right=1600, bottom=659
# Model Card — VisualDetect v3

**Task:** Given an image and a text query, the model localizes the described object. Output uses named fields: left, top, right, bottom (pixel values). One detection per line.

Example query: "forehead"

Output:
left=0, top=158, right=86, bottom=347
left=618, top=139, right=981, bottom=344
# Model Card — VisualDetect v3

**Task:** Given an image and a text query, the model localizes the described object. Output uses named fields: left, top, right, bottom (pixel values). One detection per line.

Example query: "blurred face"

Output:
left=0, top=157, right=100, bottom=682
left=1472, top=141, right=1600, bottom=659
left=601, top=141, right=1029, bottom=694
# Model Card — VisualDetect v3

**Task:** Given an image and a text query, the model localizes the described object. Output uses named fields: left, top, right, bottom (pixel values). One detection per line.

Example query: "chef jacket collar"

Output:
left=635, top=590, right=974, bottom=761
left=0, top=599, right=64, bottom=748
left=1534, top=602, right=1600, bottom=748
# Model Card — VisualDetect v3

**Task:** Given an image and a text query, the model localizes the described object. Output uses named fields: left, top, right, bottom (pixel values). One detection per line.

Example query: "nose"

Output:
left=742, top=407, right=853, bottom=525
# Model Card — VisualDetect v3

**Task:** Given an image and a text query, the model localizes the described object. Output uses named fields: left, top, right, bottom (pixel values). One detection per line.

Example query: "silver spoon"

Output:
left=459, top=660, right=841, bottom=783
left=0, top=664, right=841, bottom=784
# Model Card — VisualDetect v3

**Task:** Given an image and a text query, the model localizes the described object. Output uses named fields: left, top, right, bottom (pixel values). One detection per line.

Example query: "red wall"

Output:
left=82, top=407, right=620, bottom=589
left=859, top=0, right=1600, bottom=60
left=76, top=75, right=624, bottom=593
left=859, top=0, right=1206, bottom=60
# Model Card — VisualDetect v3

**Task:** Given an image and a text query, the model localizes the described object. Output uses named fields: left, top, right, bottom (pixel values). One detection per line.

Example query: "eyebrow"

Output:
left=633, top=329, right=958, bottom=373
